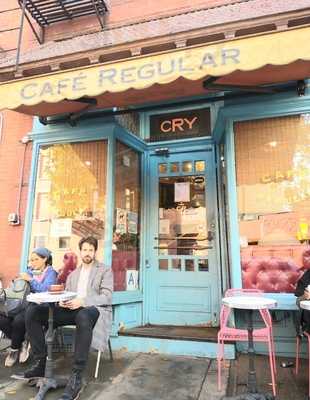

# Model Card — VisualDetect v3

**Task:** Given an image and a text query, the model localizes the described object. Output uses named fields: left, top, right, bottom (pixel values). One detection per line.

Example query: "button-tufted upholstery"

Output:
left=242, top=256, right=302, bottom=292
left=241, top=246, right=310, bottom=292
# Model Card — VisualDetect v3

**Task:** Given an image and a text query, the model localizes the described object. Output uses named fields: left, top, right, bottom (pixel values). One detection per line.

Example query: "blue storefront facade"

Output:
left=1, top=5, right=310, bottom=358
left=12, top=78, right=309, bottom=358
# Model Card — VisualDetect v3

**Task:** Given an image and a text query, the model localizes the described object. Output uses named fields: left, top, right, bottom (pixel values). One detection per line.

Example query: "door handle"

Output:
left=207, top=230, right=214, bottom=241
left=145, top=259, right=151, bottom=269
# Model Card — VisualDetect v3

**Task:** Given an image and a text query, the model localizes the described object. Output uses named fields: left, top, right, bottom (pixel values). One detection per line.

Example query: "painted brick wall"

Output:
left=0, top=110, right=32, bottom=286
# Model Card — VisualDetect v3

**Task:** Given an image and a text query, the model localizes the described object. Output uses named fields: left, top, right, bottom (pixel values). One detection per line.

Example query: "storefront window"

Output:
left=29, top=141, right=107, bottom=269
left=235, top=115, right=310, bottom=293
left=112, top=141, right=141, bottom=291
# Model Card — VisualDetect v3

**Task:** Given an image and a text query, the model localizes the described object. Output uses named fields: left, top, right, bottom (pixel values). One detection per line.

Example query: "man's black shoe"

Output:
left=58, top=371, right=83, bottom=400
left=23, top=359, right=46, bottom=379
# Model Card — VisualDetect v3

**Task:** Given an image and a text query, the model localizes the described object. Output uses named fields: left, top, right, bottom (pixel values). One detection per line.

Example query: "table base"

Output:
left=222, top=392, right=274, bottom=400
left=34, top=377, right=67, bottom=400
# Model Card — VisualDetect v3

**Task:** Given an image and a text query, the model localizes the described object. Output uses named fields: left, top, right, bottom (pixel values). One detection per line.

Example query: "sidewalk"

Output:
left=0, top=349, right=229, bottom=400
left=227, top=353, right=308, bottom=400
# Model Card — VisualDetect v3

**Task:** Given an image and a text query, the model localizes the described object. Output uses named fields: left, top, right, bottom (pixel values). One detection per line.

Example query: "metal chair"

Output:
left=217, top=288, right=277, bottom=397
left=94, top=338, right=113, bottom=379
left=56, top=325, right=113, bottom=378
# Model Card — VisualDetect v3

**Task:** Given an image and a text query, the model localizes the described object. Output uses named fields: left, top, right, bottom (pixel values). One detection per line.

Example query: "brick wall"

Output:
left=0, top=110, right=33, bottom=286
left=0, top=1, right=37, bottom=61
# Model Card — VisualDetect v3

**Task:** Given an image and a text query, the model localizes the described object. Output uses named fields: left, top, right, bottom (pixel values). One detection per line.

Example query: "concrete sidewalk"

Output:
left=0, top=349, right=229, bottom=400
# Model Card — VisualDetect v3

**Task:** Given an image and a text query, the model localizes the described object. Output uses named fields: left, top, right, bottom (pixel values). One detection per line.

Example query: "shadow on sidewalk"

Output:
left=0, top=349, right=230, bottom=400
left=226, top=353, right=308, bottom=400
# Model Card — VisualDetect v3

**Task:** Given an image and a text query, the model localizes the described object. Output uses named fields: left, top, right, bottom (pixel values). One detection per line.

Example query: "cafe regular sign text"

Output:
left=19, top=48, right=240, bottom=101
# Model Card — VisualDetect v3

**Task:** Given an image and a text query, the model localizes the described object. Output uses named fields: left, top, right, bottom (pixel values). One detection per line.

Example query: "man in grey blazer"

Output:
left=24, top=236, right=113, bottom=400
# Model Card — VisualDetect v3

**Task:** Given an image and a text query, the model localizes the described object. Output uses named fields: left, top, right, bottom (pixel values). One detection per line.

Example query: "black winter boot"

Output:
left=23, top=358, right=46, bottom=379
left=58, top=370, right=83, bottom=400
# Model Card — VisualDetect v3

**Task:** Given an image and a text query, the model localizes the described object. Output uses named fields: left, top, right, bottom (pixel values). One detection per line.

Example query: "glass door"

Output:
left=147, top=148, right=220, bottom=325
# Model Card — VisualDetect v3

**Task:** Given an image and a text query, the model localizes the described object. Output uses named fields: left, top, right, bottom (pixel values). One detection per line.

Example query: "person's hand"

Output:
left=304, top=288, right=310, bottom=300
left=59, top=298, right=83, bottom=310
left=19, top=272, right=32, bottom=282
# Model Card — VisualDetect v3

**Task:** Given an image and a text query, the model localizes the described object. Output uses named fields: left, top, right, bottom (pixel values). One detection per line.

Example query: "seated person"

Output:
left=0, top=247, right=57, bottom=367
left=295, top=268, right=310, bottom=332
left=24, top=236, right=113, bottom=400
left=57, top=252, right=78, bottom=285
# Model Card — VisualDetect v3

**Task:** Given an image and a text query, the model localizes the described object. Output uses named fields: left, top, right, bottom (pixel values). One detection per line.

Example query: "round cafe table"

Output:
left=300, top=300, right=310, bottom=311
left=26, top=291, right=77, bottom=400
left=221, top=295, right=277, bottom=400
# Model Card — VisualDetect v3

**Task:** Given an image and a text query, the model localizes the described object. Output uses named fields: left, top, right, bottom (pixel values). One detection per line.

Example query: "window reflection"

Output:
left=30, top=141, right=107, bottom=267
left=235, top=115, right=310, bottom=293
left=158, top=175, right=208, bottom=258
left=112, top=141, right=141, bottom=291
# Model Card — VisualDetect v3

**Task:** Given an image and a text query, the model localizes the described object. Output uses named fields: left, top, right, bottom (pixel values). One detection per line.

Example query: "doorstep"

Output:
left=115, top=324, right=235, bottom=359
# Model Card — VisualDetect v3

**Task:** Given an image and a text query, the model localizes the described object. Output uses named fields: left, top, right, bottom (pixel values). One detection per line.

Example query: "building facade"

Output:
left=0, top=0, right=310, bottom=356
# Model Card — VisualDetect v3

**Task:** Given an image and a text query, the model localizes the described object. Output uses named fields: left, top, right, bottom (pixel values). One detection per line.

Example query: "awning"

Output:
left=0, top=26, right=310, bottom=113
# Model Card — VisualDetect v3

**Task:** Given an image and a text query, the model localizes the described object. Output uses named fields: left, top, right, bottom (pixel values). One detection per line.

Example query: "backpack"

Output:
left=0, top=278, right=31, bottom=318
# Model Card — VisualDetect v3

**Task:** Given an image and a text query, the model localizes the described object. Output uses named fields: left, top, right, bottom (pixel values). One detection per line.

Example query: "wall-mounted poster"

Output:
left=50, top=218, right=72, bottom=237
left=116, top=208, right=127, bottom=234
left=127, top=211, right=138, bottom=234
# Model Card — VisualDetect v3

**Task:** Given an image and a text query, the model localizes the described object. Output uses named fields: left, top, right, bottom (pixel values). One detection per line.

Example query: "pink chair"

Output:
left=217, top=288, right=277, bottom=397
left=295, top=319, right=310, bottom=399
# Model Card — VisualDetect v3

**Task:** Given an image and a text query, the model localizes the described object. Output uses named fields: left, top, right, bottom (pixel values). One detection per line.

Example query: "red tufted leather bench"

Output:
left=242, top=257, right=302, bottom=293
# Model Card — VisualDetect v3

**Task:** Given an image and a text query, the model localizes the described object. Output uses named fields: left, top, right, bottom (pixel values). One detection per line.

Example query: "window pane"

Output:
left=182, top=161, right=192, bottom=172
left=112, top=141, right=141, bottom=291
left=158, top=175, right=208, bottom=256
left=235, top=115, right=310, bottom=293
left=185, top=259, right=195, bottom=271
left=170, top=163, right=179, bottom=173
left=159, top=259, right=169, bottom=270
left=30, top=141, right=107, bottom=268
left=158, top=163, right=167, bottom=174
left=195, top=161, right=205, bottom=172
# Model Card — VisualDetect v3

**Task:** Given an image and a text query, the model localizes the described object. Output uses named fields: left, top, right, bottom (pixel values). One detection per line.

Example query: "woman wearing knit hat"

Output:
left=0, top=247, right=57, bottom=367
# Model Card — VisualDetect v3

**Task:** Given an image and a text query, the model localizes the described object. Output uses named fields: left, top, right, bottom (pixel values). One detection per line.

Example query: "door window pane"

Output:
left=235, top=115, right=310, bottom=293
left=198, top=259, right=209, bottom=271
left=182, top=161, right=193, bottom=172
left=185, top=259, right=195, bottom=271
left=29, top=141, right=107, bottom=268
left=172, top=259, right=181, bottom=270
left=195, top=161, right=205, bottom=172
left=158, top=175, right=208, bottom=256
left=170, top=163, right=179, bottom=173
left=112, top=141, right=141, bottom=291
left=158, top=163, right=167, bottom=174
left=159, top=259, right=169, bottom=270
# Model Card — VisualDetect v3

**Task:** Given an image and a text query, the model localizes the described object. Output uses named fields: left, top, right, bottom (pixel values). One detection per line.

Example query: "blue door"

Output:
left=146, top=146, right=221, bottom=326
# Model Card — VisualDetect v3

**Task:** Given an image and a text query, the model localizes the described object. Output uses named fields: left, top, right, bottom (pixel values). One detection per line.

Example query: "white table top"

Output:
left=300, top=300, right=310, bottom=310
left=27, top=291, right=77, bottom=303
left=222, top=295, right=277, bottom=310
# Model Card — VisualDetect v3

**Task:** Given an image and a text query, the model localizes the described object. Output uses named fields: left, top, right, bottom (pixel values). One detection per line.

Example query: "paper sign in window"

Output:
left=174, top=182, right=190, bottom=202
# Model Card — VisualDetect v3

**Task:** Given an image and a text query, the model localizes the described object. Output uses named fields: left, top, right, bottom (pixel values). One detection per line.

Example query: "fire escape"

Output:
left=16, top=0, right=108, bottom=69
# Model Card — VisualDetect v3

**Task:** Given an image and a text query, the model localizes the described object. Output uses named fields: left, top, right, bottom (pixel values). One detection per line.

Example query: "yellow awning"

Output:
left=0, top=26, right=310, bottom=111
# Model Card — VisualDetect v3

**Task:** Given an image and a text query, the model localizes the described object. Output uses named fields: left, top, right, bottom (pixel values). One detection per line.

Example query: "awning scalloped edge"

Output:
left=1, top=26, right=310, bottom=111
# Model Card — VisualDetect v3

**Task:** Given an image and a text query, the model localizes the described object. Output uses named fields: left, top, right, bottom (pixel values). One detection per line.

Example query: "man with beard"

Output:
left=23, top=236, right=113, bottom=400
